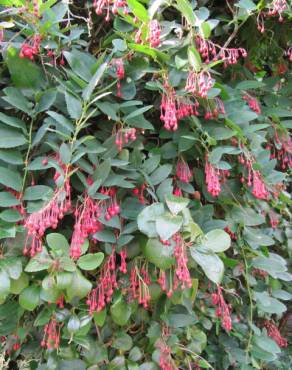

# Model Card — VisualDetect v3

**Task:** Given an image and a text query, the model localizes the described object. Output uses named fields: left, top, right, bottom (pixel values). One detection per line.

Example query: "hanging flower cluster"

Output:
left=205, top=158, right=222, bottom=197
left=176, top=158, right=192, bottom=183
left=269, top=211, right=280, bottom=229
left=158, top=234, right=192, bottom=297
left=224, top=226, right=237, bottom=241
left=93, top=0, right=128, bottom=21
left=132, top=184, right=146, bottom=204
left=204, top=97, right=226, bottom=119
left=238, top=154, right=270, bottom=200
left=41, top=317, right=62, bottom=350
left=149, top=20, right=161, bottom=48
left=87, top=248, right=118, bottom=314
left=242, top=94, right=261, bottom=114
left=130, top=264, right=151, bottom=309
left=113, top=58, right=125, bottom=97
left=156, top=327, right=177, bottom=370
left=23, top=0, right=39, bottom=18
left=70, top=195, right=103, bottom=259
left=267, top=0, right=288, bottom=22
left=156, top=340, right=177, bottom=370
left=267, top=128, right=292, bottom=170
left=19, top=34, right=41, bottom=60
left=212, top=286, right=232, bottom=332
left=185, top=70, right=213, bottom=98
left=173, top=234, right=192, bottom=289
left=114, top=127, right=137, bottom=151
left=195, top=36, right=247, bottom=66
left=160, top=79, right=199, bottom=131
left=264, top=320, right=288, bottom=347
left=285, top=46, right=292, bottom=62
left=23, top=178, right=71, bottom=257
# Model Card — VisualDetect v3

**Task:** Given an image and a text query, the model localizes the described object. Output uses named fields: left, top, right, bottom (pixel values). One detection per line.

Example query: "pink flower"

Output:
left=87, top=249, right=118, bottom=314
left=41, top=317, right=62, bottom=350
left=160, top=83, right=178, bottom=131
left=70, top=195, right=103, bottom=259
left=130, top=265, right=151, bottom=309
left=195, top=35, right=247, bottom=65
left=212, top=286, right=232, bottom=332
left=264, top=320, right=288, bottom=347
left=252, top=170, right=269, bottom=200
left=173, top=234, right=192, bottom=289
left=149, top=20, right=161, bottom=48
left=176, top=159, right=192, bottom=183
left=185, top=70, right=213, bottom=98
left=23, top=180, right=71, bottom=257
left=205, top=158, right=221, bottom=197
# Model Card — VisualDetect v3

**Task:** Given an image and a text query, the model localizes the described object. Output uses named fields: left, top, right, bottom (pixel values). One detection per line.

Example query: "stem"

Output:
left=238, top=235, right=254, bottom=356
left=22, top=117, right=34, bottom=192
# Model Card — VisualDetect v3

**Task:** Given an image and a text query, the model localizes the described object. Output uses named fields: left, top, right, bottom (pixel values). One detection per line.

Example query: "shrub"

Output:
left=0, top=0, right=291, bottom=369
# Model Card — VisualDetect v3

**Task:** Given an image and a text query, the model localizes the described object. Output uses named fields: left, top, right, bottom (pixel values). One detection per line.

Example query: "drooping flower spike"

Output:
left=195, top=35, right=247, bottom=66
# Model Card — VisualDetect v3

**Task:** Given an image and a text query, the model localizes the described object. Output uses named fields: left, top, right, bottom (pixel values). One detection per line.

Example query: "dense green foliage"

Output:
left=0, top=0, right=291, bottom=369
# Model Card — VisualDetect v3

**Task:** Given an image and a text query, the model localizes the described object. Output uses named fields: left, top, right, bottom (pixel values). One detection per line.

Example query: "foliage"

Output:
left=0, top=0, right=291, bottom=369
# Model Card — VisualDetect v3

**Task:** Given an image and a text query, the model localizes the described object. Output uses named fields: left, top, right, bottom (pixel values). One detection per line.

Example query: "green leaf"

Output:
left=188, top=47, right=202, bottom=72
left=149, top=164, right=172, bottom=185
left=0, top=191, right=20, bottom=207
left=56, top=272, right=73, bottom=289
left=190, top=247, right=224, bottom=284
left=176, top=0, right=196, bottom=26
left=0, top=128, right=26, bottom=148
left=77, top=253, right=104, bottom=271
left=124, top=105, right=153, bottom=121
left=155, top=212, right=183, bottom=240
left=200, top=22, right=211, bottom=38
left=235, top=80, right=265, bottom=90
left=59, top=142, right=72, bottom=164
left=209, top=146, right=241, bottom=164
left=10, top=273, right=29, bottom=294
left=137, top=203, right=165, bottom=237
left=254, top=292, right=287, bottom=314
left=0, top=112, right=26, bottom=132
left=110, top=297, right=132, bottom=326
left=0, top=149, right=23, bottom=165
left=142, top=238, right=175, bottom=269
left=66, top=270, right=92, bottom=300
left=0, top=166, right=22, bottom=191
left=127, top=0, right=149, bottom=23
left=64, top=49, right=97, bottom=82
left=65, top=91, right=82, bottom=119
left=35, top=89, right=57, bottom=113
left=2, top=87, right=33, bottom=116
left=236, top=0, right=257, bottom=11
left=112, top=332, right=133, bottom=351
left=82, top=62, right=108, bottom=101
left=0, top=270, right=10, bottom=301
left=201, top=229, right=231, bottom=252
left=25, top=248, right=53, bottom=272
left=19, top=285, right=40, bottom=311
left=165, top=194, right=189, bottom=215
left=93, top=309, right=107, bottom=326
left=46, top=233, right=69, bottom=254
left=254, top=335, right=281, bottom=354
left=23, top=185, right=53, bottom=201
left=68, top=315, right=81, bottom=333
left=252, top=253, right=287, bottom=279
left=6, top=46, right=45, bottom=90
left=93, top=159, right=111, bottom=185
left=0, top=209, right=23, bottom=223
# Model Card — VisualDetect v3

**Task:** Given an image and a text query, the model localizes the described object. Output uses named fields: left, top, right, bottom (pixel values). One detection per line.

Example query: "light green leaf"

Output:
left=155, top=212, right=183, bottom=240
left=165, top=194, right=189, bottom=215
left=77, top=253, right=104, bottom=271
